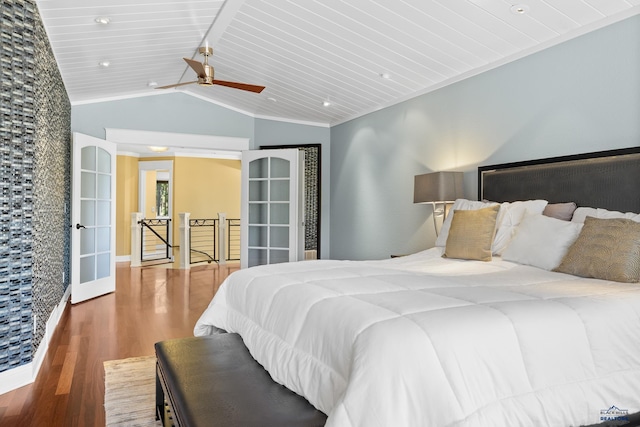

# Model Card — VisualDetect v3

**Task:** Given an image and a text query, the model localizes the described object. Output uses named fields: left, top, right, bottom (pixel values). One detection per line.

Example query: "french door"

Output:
left=240, top=149, right=304, bottom=268
left=70, top=132, right=116, bottom=303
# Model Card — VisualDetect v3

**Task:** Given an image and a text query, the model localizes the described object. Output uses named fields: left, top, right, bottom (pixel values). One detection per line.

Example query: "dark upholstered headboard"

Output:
left=478, top=147, right=640, bottom=213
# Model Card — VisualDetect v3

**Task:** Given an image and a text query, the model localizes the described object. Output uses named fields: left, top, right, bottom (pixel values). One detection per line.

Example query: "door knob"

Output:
left=75, top=224, right=86, bottom=230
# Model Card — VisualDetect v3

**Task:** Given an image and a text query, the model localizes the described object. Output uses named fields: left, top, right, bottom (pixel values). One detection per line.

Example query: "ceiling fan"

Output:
left=156, top=47, right=265, bottom=93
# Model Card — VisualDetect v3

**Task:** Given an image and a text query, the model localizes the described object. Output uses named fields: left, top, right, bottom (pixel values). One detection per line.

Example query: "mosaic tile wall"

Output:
left=0, top=0, right=71, bottom=373
left=300, top=146, right=319, bottom=252
left=32, top=0, right=71, bottom=352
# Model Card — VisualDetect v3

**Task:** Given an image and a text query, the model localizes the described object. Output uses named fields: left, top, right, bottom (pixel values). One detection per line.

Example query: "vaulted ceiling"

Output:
left=37, top=0, right=640, bottom=126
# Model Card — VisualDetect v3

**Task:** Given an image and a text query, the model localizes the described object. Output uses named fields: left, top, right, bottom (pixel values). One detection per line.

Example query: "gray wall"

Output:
left=330, top=14, right=640, bottom=260
left=72, top=93, right=255, bottom=141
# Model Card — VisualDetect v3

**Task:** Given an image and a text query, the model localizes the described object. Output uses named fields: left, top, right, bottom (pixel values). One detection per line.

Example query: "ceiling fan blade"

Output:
left=183, top=58, right=207, bottom=78
left=155, top=81, right=198, bottom=89
left=213, top=79, right=265, bottom=93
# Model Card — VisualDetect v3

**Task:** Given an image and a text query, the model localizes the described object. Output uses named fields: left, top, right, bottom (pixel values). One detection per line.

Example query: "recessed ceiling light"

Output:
left=379, top=72, right=391, bottom=80
left=510, top=4, right=529, bottom=14
left=147, top=81, right=158, bottom=88
left=98, top=61, right=110, bottom=68
left=95, top=17, right=110, bottom=25
left=149, top=146, right=169, bottom=152
left=322, top=100, right=331, bottom=107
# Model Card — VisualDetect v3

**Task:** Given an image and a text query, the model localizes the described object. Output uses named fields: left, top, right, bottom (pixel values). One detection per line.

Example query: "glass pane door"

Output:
left=79, top=146, right=112, bottom=283
left=71, top=133, right=116, bottom=303
left=241, top=149, right=304, bottom=269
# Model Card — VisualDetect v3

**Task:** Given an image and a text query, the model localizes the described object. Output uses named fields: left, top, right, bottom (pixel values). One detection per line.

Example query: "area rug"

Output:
left=104, top=355, right=161, bottom=427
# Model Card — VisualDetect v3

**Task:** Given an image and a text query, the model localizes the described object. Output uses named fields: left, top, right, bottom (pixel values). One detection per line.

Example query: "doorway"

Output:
left=138, top=160, right=173, bottom=221
left=261, top=144, right=321, bottom=259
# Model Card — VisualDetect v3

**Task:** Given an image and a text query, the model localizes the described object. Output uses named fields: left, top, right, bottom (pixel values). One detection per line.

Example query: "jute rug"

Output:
left=103, top=355, right=161, bottom=427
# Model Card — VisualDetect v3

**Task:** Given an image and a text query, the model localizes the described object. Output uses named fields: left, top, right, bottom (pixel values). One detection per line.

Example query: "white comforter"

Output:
left=194, top=248, right=640, bottom=427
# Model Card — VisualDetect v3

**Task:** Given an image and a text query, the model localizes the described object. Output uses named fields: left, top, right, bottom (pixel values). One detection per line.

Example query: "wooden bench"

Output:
left=155, top=334, right=327, bottom=427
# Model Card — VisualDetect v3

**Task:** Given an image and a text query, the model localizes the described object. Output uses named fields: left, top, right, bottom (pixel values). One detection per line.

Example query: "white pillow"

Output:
left=492, top=199, right=548, bottom=255
left=571, top=207, right=640, bottom=224
left=502, top=214, right=583, bottom=270
left=435, top=199, right=548, bottom=255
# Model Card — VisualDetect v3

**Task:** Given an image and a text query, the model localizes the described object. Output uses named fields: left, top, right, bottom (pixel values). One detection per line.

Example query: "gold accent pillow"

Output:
left=443, top=205, right=500, bottom=262
left=554, top=216, right=640, bottom=283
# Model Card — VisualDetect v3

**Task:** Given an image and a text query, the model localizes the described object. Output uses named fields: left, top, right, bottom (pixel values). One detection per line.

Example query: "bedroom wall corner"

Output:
left=329, top=14, right=640, bottom=260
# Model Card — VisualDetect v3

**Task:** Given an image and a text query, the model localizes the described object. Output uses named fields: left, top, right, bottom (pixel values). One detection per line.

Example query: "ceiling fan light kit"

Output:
left=157, top=46, right=265, bottom=93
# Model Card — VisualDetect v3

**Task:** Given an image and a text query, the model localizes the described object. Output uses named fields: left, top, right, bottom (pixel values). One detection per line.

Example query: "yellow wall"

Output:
left=115, top=155, right=241, bottom=258
left=174, top=157, right=241, bottom=219
left=115, top=155, right=139, bottom=256
left=144, top=170, right=157, bottom=218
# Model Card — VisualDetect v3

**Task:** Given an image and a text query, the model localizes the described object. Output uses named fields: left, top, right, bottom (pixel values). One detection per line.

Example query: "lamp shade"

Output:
left=413, top=171, right=464, bottom=203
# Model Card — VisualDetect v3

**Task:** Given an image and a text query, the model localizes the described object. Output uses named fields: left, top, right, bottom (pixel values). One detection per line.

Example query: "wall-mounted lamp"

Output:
left=413, top=171, right=464, bottom=236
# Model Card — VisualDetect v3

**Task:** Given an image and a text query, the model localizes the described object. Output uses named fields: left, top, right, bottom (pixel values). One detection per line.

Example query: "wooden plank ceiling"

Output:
left=37, top=0, right=640, bottom=126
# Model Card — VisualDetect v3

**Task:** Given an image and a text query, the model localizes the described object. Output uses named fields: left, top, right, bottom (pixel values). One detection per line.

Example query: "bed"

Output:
left=194, top=147, right=640, bottom=427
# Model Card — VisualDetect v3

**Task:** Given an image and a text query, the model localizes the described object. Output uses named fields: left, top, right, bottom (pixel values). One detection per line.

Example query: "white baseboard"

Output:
left=0, top=363, right=31, bottom=395
left=116, top=255, right=131, bottom=262
left=0, top=285, right=71, bottom=395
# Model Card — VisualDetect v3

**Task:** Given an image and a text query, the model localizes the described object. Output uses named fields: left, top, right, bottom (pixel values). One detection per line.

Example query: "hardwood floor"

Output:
left=0, top=262, right=239, bottom=427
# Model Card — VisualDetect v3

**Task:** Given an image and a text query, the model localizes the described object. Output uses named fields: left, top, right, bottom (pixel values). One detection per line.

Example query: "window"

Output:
left=156, top=180, right=169, bottom=217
